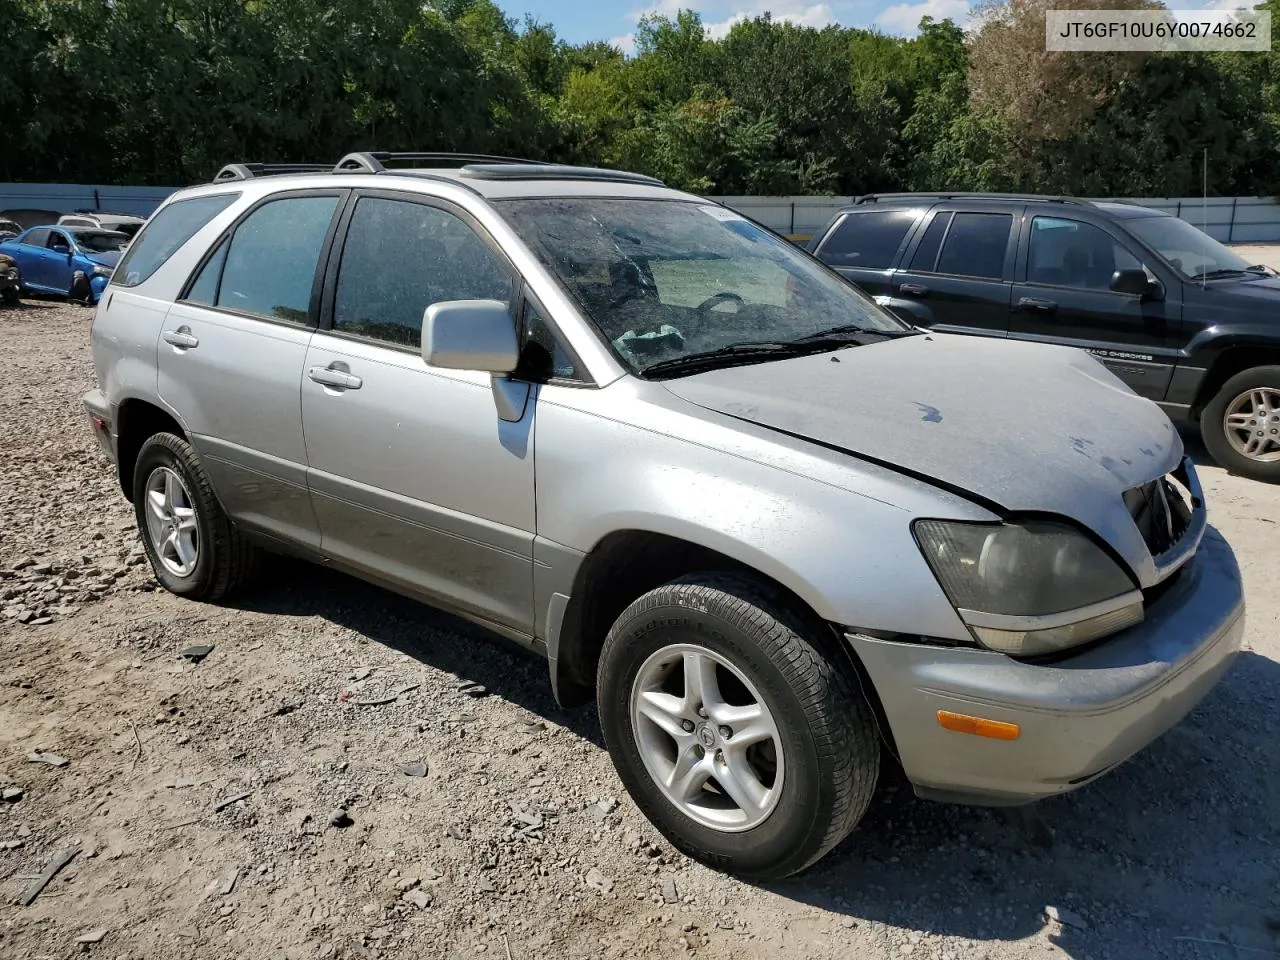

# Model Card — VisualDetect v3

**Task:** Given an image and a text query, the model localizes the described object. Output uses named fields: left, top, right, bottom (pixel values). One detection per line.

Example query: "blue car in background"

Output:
left=0, top=225, right=129, bottom=303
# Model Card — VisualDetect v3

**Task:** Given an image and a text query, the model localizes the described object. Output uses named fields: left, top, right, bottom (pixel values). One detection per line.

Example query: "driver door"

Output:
left=44, top=229, right=75, bottom=294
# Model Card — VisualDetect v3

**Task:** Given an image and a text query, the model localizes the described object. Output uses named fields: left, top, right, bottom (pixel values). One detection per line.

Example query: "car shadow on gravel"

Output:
left=773, top=648, right=1280, bottom=957
left=232, top=561, right=1278, bottom=958
left=233, top=558, right=605, bottom=748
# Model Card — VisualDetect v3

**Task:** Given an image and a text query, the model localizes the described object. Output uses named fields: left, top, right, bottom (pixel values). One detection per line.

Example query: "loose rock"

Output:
left=585, top=867, right=614, bottom=894
left=1044, top=905, right=1088, bottom=931
left=329, top=807, right=353, bottom=828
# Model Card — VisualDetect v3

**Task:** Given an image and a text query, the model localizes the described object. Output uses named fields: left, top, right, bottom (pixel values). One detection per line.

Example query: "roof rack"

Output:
left=333, top=151, right=543, bottom=174
left=853, top=192, right=1093, bottom=206
left=213, top=163, right=332, bottom=183
left=459, top=163, right=664, bottom=186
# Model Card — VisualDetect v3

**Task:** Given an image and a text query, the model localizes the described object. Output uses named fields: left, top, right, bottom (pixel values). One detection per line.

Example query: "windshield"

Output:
left=498, top=198, right=907, bottom=374
left=1125, top=215, right=1252, bottom=279
left=73, top=230, right=129, bottom=253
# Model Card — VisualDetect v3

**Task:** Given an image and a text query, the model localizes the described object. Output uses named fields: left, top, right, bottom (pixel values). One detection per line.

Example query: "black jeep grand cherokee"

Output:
left=808, top=193, right=1280, bottom=482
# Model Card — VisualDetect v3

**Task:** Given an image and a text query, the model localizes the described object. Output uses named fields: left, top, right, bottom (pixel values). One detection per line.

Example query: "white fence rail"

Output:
left=4, top=183, right=1280, bottom=244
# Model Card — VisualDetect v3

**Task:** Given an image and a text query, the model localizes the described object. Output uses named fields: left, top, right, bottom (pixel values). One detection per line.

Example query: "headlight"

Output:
left=914, top=519, right=1142, bottom=656
left=92, top=265, right=113, bottom=277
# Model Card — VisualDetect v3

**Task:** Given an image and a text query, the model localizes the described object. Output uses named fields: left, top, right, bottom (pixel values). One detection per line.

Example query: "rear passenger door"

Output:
left=158, top=189, right=347, bottom=550
left=889, top=207, right=1018, bottom=337
left=17, top=229, right=51, bottom=288
left=300, top=190, right=537, bottom=633
left=809, top=207, right=922, bottom=298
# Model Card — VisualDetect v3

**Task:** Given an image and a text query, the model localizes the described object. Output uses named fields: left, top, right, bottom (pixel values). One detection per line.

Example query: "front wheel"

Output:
left=596, top=573, right=880, bottom=879
left=132, top=432, right=259, bottom=600
left=1201, top=366, right=1280, bottom=483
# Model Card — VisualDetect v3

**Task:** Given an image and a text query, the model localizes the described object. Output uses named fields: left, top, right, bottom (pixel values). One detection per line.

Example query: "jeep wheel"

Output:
left=132, top=432, right=259, bottom=600
left=1201, top=366, right=1280, bottom=483
left=596, top=573, right=879, bottom=879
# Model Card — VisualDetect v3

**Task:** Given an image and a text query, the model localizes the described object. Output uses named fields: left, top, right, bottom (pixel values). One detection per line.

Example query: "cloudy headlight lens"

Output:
left=914, top=519, right=1142, bottom=656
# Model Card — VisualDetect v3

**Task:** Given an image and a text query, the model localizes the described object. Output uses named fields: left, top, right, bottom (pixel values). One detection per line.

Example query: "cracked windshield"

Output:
left=500, top=198, right=908, bottom=375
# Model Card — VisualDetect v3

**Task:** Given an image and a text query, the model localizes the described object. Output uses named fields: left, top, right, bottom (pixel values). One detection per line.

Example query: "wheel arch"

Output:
left=1191, top=342, right=1280, bottom=416
left=114, top=397, right=188, bottom=501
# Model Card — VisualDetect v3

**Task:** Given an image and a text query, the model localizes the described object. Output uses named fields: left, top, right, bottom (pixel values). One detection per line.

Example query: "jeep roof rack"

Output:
left=333, top=151, right=543, bottom=174
left=458, top=163, right=664, bottom=186
left=213, top=163, right=333, bottom=183
left=852, top=192, right=1093, bottom=206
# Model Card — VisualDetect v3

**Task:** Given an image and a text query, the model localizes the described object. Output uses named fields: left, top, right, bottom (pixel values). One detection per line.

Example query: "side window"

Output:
left=518, top=299, right=582, bottom=382
left=47, top=231, right=70, bottom=251
left=815, top=210, right=917, bottom=269
left=22, top=229, right=50, bottom=247
left=215, top=195, right=340, bottom=323
left=936, top=213, right=1012, bottom=280
left=908, top=211, right=951, bottom=272
left=183, top=238, right=229, bottom=306
left=113, top=193, right=240, bottom=288
left=1028, top=217, right=1145, bottom=290
left=333, top=197, right=512, bottom=349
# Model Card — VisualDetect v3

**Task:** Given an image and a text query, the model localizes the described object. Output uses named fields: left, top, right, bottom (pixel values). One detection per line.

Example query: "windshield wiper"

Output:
left=1190, top=267, right=1248, bottom=281
left=641, top=341, right=805, bottom=377
left=790, top=324, right=919, bottom=344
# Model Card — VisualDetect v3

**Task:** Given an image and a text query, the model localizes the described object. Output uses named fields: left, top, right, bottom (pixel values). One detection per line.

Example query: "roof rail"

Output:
left=459, top=163, right=665, bottom=186
left=213, top=163, right=332, bottom=183
left=333, top=151, right=543, bottom=174
left=852, top=192, right=1093, bottom=206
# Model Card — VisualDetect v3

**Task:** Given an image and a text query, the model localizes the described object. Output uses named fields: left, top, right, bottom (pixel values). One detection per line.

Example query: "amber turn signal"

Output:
left=936, top=710, right=1021, bottom=740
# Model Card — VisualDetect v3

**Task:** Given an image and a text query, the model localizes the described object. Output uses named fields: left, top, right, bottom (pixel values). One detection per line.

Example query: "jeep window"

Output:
left=333, top=197, right=512, bottom=349
left=934, top=212, right=1012, bottom=279
left=908, top=211, right=951, bottom=271
left=1028, top=217, right=1144, bottom=289
left=815, top=210, right=918, bottom=269
left=1124, top=214, right=1252, bottom=280
left=214, top=195, right=339, bottom=324
left=499, top=198, right=906, bottom=374
left=113, top=193, right=239, bottom=287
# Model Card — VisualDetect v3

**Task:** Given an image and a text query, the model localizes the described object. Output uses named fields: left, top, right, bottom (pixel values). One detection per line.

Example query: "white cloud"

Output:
left=874, top=0, right=969, bottom=35
left=704, top=3, right=837, bottom=39
left=609, top=32, right=637, bottom=53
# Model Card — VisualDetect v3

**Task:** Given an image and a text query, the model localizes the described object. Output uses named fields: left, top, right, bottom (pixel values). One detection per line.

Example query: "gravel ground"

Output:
left=1, top=298, right=1277, bottom=960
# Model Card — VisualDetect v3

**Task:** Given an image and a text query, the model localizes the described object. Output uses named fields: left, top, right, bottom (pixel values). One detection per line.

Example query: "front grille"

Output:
left=1123, top=469, right=1193, bottom=558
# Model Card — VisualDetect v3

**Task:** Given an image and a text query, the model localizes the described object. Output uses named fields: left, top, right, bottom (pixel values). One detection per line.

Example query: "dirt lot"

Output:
left=1, top=299, right=1277, bottom=960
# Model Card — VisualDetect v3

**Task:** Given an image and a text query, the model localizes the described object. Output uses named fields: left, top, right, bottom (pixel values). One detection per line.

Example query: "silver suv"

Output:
left=84, top=152, right=1245, bottom=879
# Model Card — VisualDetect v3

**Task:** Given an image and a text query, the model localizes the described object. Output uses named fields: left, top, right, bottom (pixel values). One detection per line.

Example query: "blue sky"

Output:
left=495, top=0, right=1239, bottom=50
left=494, top=0, right=972, bottom=48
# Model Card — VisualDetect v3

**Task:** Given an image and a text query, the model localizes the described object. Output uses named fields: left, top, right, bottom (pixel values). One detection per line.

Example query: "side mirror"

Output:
left=1110, top=268, right=1152, bottom=297
left=421, top=299, right=519, bottom=374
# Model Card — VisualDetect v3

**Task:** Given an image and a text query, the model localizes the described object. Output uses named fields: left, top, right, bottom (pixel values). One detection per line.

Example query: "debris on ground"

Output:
left=329, top=807, right=353, bottom=828
left=18, top=845, right=80, bottom=906
left=402, top=761, right=428, bottom=778
left=1044, top=905, right=1088, bottom=931
left=26, top=750, right=69, bottom=768
left=180, top=644, right=214, bottom=663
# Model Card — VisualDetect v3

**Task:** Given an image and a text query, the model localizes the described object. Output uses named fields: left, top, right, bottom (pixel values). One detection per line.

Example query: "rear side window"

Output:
left=112, top=193, right=240, bottom=288
left=815, top=210, right=917, bottom=269
left=23, top=229, right=50, bottom=247
left=210, top=195, right=340, bottom=324
left=935, top=213, right=1012, bottom=280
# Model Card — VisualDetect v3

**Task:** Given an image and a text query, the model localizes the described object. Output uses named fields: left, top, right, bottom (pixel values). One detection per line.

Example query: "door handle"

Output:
left=1017, top=297, right=1058, bottom=313
left=308, top=365, right=363, bottom=390
left=899, top=283, right=929, bottom=297
left=162, top=329, right=199, bottom=349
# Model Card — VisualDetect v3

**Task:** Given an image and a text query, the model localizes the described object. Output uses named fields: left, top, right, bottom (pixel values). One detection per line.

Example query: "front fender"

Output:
left=534, top=383, right=989, bottom=642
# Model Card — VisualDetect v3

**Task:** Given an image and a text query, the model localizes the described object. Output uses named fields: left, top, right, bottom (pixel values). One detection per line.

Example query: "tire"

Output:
left=1, top=287, right=17, bottom=306
left=596, top=572, right=880, bottom=879
left=1200, top=365, right=1280, bottom=483
left=132, top=432, right=258, bottom=600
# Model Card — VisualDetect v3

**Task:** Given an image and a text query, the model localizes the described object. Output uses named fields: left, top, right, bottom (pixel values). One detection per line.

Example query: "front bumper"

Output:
left=848, top=527, right=1244, bottom=805
left=83, top=388, right=116, bottom=461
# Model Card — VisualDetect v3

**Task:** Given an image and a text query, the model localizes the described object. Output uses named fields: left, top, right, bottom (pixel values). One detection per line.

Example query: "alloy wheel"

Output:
left=1224, top=387, right=1280, bottom=462
left=143, top=466, right=199, bottom=577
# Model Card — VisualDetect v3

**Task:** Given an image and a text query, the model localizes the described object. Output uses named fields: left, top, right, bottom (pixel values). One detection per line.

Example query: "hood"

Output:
left=87, top=250, right=122, bottom=268
left=1199, top=273, right=1280, bottom=303
left=662, top=333, right=1181, bottom=573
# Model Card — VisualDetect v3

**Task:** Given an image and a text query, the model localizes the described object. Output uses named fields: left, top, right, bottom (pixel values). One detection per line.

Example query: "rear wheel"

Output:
left=1201, top=366, right=1280, bottom=483
left=132, top=432, right=259, bottom=600
left=596, top=573, right=880, bottom=879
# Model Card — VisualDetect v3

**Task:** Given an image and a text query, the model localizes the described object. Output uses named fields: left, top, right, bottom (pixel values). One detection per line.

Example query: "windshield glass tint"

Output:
left=1125, top=215, right=1251, bottom=279
left=74, top=231, right=128, bottom=252
left=498, top=198, right=905, bottom=373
